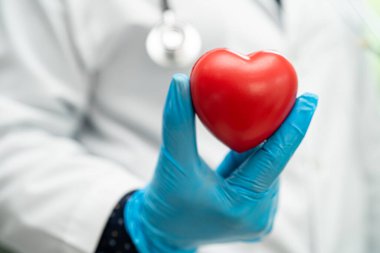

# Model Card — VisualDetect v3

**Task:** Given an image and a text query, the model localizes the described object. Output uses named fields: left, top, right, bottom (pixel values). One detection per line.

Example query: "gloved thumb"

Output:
left=162, top=74, right=199, bottom=166
left=227, top=93, right=318, bottom=193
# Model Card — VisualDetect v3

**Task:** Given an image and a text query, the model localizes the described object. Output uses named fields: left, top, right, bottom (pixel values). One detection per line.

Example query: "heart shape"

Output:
left=190, top=49, right=298, bottom=152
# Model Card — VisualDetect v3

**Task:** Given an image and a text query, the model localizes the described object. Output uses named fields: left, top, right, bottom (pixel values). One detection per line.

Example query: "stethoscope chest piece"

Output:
left=146, top=10, right=202, bottom=68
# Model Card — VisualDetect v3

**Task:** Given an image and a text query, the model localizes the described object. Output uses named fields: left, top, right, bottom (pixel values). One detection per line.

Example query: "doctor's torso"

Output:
left=57, top=0, right=375, bottom=252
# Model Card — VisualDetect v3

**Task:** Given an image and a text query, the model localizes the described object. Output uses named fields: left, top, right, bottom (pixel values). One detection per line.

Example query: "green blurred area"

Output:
left=369, top=0, right=380, bottom=14
left=367, top=0, right=380, bottom=86
left=0, top=247, right=12, bottom=253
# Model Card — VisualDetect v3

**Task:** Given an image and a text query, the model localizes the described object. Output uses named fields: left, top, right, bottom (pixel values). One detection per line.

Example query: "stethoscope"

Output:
left=146, top=0, right=379, bottom=69
left=145, top=0, right=283, bottom=68
left=146, top=0, right=202, bottom=68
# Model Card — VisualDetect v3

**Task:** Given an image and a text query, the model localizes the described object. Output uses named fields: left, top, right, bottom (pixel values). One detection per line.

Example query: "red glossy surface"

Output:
left=190, top=49, right=298, bottom=152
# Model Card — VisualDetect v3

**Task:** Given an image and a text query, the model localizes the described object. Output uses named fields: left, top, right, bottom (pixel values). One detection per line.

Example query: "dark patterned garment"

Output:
left=96, top=192, right=138, bottom=253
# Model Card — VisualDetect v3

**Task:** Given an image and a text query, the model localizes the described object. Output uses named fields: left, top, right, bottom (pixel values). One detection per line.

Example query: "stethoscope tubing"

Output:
left=161, top=0, right=170, bottom=12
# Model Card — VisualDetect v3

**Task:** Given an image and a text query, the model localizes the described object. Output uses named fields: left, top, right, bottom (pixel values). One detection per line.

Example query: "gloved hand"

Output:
left=125, top=74, right=318, bottom=253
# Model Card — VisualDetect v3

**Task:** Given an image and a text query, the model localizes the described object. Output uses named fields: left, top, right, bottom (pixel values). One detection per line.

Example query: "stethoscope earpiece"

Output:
left=146, top=3, right=202, bottom=68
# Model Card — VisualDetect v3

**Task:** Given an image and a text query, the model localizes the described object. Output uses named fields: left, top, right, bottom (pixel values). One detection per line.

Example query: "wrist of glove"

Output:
left=125, top=190, right=196, bottom=253
left=125, top=74, right=318, bottom=253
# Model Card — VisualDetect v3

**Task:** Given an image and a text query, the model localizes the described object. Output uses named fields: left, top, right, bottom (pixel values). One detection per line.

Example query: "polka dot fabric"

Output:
left=96, top=192, right=138, bottom=253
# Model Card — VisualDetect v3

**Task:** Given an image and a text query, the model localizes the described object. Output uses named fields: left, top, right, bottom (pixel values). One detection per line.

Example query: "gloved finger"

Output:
left=216, top=147, right=261, bottom=178
left=227, top=93, right=318, bottom=194
left=244, top=180, right=279, bottom=242
left=162, top=74, right=199, bottom=165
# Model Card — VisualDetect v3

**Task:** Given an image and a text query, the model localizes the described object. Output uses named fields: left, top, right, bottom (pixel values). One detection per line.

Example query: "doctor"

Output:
left=0, top=1, right=378, bottom=253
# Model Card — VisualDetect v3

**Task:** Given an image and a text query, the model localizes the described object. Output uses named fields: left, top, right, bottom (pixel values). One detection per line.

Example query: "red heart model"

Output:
left=190, top=48, right=298, bottom=153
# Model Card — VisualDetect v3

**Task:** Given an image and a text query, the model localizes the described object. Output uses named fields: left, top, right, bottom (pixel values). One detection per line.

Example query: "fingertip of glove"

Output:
left=282, top=93, right=318, bottom=132
left=172, top=73, right=190, bottom=89
left=297, top=92, right=319, bottom=110
left=168, top=74, right=190, bottom=102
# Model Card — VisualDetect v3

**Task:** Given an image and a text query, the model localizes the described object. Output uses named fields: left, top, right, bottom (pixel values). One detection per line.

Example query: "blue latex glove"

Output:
left=125, top=74, right=318, bottom=253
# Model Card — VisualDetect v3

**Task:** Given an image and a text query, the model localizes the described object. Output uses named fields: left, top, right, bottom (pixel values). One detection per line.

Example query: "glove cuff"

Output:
left=124, top=190, right=196, bottom=253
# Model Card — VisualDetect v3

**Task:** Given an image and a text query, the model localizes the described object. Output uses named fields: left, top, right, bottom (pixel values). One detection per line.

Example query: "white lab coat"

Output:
left=0, top=0, right=379, bottom=253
